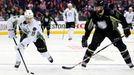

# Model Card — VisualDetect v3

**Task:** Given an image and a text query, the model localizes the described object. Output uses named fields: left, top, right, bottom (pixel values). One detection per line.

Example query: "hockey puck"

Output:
left=30, top=72, right=34, bottom=75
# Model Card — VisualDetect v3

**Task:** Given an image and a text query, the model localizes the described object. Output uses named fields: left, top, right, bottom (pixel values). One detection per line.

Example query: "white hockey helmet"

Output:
left=24, top=10, right=34, bottom=18
left=67, top=3, right=72, bottom=7
left=129, top=7, right=133, bottom=10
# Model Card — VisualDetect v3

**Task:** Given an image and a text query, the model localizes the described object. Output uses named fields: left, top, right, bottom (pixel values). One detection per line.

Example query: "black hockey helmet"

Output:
left=95, top=0, right=104, bottom=6
left=95, top=0, right=105, bottom=16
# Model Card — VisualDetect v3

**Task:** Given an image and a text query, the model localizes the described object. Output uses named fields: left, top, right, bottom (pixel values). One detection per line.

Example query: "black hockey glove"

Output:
left=130, top=24, right=133, bottom=29
left=124, top=28, right=131, bottom=37
left=81, top=36, right=88, bottom=47
left=128, top=23, right=133, bottom=29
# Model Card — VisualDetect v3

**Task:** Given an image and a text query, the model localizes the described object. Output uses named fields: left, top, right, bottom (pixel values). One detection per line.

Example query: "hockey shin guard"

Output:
left=120, top=49, right=134, bottom=68
left=82, top=49, right=94, bottom=67
left=68, top=28, right=74, bottom=39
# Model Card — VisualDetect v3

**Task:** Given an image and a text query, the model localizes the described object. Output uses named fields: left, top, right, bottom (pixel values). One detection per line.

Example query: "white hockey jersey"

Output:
left=63, top=8, right=79, bottom=23
left=124, top=12, right=134, bottom=23
left=7, top=15, right=25, bottom=30
left=19, top=18, right=43, bottom=47
left=7, top=15, right=43, bottom=48
left=7, top=16, right=19, bottom=30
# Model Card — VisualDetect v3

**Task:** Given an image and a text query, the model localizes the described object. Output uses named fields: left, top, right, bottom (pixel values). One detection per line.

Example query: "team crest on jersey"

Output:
left=97, top=21, right=107, bottom=29
left=45, top=18, right=49, bottom=22
left=68, top=12, right=73, bottom=16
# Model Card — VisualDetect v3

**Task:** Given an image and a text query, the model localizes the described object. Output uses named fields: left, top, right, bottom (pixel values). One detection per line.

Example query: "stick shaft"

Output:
left=13, top=38, right=29, bottom=73
left=62, top=35, right=125, bottom=69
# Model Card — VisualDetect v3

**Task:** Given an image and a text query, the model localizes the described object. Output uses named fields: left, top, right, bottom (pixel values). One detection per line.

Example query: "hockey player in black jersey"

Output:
left=81, top=0, right=134, bottom=69
left=40, top=10, right=58, bottom=38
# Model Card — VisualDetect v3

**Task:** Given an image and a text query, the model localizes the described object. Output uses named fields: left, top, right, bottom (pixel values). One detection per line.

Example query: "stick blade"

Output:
left=62, top=66, right=74, bottom=70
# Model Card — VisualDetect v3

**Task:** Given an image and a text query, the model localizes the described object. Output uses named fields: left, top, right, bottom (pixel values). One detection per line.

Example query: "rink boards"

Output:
left=0, top=21, right=134, bottom=35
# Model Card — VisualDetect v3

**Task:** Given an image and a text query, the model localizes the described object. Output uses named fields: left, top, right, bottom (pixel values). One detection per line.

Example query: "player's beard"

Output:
left=96, top=6, right=104, bottom=16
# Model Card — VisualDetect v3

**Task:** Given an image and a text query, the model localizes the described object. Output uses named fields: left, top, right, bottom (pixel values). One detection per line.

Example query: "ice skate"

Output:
left=81, top=62, right=87, bottom=68
left=68, top=37, right=72, bottom=40
left=14, top=61, right=21, bottom=68
left=129, top=64, right=134, bottom=69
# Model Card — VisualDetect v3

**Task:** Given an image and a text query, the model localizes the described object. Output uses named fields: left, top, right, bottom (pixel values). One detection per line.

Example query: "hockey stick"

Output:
left=62, top=25, right=66, bottom=40
left=13, top=38, right=34, bottom=75
left=62, top=35, right=125, bottom=70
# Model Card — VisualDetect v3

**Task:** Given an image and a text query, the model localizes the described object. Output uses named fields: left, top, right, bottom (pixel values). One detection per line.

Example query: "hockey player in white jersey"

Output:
left=7, top=15, right=19, bottom=38
left=63, top=3, right=79, bottom=40
left=124, top=7, right=134, bottom=29
left=7, top=8, right=25, bottom=39
left=7, top=10, right=53, bottom=68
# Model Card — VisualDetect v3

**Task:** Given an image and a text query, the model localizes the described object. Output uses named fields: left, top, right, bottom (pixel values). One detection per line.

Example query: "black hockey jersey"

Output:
left=40, top=14, right=58, bottom=26
left=84, top=8, right=129, bottom=39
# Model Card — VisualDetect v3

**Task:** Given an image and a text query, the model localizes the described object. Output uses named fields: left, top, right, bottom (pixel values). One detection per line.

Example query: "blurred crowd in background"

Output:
left=0, top=0, right=134, bottom=21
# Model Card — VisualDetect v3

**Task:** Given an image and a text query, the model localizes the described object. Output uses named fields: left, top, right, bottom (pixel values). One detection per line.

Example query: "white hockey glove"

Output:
left=15, top=43, right=25, bottom=50
left=8, top=29, right=17, bottom=38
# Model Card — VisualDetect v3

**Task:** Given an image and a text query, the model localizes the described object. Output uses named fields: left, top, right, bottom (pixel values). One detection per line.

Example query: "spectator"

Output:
left=0, top=10, right=4, bottom=21
left=1, top=0, right=134, bottom=21
left=27, top=1, right=33, bottom=10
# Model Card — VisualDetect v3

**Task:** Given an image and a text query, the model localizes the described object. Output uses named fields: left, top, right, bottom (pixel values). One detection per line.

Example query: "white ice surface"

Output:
left=0, top=34, right=134, bottom=75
